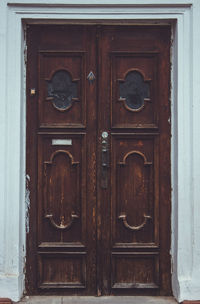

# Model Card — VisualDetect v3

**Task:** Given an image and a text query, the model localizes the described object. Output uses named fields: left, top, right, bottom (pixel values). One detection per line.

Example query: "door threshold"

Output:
left=16, top=296, right=178, bottom=304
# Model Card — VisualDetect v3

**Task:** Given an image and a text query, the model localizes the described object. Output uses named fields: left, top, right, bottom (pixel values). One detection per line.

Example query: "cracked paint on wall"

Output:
left=25, top=174, right=30, bottom=234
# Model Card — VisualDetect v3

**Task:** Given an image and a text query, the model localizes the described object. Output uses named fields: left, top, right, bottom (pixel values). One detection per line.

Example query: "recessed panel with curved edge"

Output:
left=111, top=52, right=158, bottom=129
left=37, top=133, right=87, bottom=289
left=39, top=52, right=86, bottom=128
left=111, top=134, right=160, bottom=291
left=111, top=135, right=159, bottom=246
left=44, top=150, right=79, bottom=234
left=117, top=151, right=153, bottom=243
left=38, top=134, right=86, bottom=245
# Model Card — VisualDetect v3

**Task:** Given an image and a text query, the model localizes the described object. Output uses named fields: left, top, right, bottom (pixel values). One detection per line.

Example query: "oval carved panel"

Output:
left=119, top=70, right=150, bottom=112
left=46, top=70, right=79, bottom=111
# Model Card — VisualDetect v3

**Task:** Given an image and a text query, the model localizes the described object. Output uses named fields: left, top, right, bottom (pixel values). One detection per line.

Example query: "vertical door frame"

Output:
left=1, top=1, right=196, bottom=302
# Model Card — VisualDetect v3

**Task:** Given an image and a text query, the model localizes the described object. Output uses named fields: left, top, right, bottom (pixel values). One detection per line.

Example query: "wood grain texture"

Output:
left=26, top=24, right=171, bottom=296
left=0, top=300, right=12, bottom=304
left=26, top=25, right=97, bottom=295
left=99, top=25, right=171, bottom=296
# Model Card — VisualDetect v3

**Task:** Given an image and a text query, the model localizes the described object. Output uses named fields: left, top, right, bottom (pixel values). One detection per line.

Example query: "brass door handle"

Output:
left=101, top=132, right=109, bottom=189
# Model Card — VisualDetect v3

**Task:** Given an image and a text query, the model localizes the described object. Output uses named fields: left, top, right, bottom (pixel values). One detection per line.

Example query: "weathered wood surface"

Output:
left=26, top=25, right=171, bottom=296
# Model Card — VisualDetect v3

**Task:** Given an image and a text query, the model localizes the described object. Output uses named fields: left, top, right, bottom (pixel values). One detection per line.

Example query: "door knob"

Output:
left=101, top=131, right=109, bottom=189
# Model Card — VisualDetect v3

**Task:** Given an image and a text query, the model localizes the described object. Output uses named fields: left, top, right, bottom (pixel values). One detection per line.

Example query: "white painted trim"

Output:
left=6, top=0, right=194, bottom=6
left=0, top=0, right=199, bottom=302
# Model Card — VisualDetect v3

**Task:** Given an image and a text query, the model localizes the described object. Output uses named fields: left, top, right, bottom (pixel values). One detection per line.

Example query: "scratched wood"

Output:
left=26, top=25, right=97, bottom=295
left=26, top=25, right=171, bottom=296
left=0, top=299, right=12, bottom=304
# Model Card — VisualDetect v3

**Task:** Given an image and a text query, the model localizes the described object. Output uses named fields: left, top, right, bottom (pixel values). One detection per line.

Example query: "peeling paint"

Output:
left=25, top=174, right=30, bottom=234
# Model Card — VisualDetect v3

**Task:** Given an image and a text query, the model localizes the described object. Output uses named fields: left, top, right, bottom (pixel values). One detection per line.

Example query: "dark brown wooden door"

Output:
left=26, top=25, right=171, bottom=296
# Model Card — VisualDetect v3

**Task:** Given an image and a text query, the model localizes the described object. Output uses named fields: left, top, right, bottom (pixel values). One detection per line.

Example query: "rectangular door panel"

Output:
left=38, top=252, right=86, bottom=289
left=111, top=253, right=159, bottom=290
left=37, top=133, right=87, bottom=290
left=111, top=135, right=159, bottom=247
left=110, top=134, right=160, bottom=292
left=38, top=52, right=86, bottom=128
left=38, top=133, right=86, bottom=245
left=111, top=52, right=158, bottom=129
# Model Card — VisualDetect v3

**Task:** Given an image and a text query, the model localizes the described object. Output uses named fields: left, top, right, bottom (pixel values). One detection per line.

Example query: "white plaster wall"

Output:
left=187, top=0, right=200, bottom=299
left=0, top=0, right=26, bottom=300
left=0, top=0, right=200, bottom=302
left=0, top=0, right=7, bottom=282
left=171, top=9, right=193, bottom=301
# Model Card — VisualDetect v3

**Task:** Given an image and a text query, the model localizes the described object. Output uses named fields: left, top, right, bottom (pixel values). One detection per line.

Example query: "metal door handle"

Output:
left=101, top=132, right=109, bottom=189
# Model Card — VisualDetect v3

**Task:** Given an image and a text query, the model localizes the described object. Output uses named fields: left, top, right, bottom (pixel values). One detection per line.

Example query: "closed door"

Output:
left=26, top=25, right=171, bottom=296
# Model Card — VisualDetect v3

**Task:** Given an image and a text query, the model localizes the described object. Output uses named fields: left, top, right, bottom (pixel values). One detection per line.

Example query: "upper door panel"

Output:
left=111, top=52, right=158, bottom=129
left=38, top=51, right=86, bottom=128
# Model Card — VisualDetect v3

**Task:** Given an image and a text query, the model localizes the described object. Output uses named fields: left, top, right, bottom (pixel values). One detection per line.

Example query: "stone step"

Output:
left=15, top=296, right=178, bottom=304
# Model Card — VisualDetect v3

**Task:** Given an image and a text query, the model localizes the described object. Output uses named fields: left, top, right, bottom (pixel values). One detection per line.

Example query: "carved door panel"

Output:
left=26, top=25, right=97, bottom=295
left=98, top=26, right=171, bottom=296
left=26, top=25, right=171, bottom=296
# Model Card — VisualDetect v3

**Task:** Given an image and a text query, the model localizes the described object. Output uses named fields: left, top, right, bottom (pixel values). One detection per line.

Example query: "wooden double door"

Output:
left=26, top=25, right=171, bottom=296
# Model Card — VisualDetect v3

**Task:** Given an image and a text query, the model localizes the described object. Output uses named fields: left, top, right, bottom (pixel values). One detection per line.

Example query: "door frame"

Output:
left=2, top=1, right=195, bottom=302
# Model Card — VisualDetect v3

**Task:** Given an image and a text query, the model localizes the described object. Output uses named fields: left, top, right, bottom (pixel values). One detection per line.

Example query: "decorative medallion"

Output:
left=119, top=70, right=150, bottom=112
left=46, top=70, right=78, bottom=111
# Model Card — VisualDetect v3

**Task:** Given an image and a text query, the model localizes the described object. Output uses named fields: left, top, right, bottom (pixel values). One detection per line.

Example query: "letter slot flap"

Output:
left=52, top=139, right=72, bottom=146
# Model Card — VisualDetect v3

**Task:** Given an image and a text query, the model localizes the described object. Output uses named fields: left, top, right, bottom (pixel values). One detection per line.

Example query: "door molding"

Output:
left=1, top=0, right=196, bottom=302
